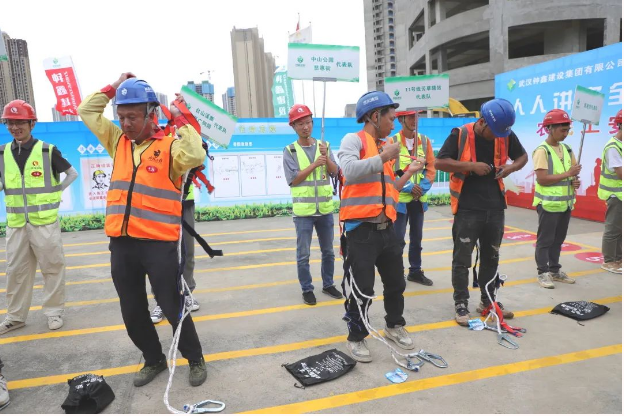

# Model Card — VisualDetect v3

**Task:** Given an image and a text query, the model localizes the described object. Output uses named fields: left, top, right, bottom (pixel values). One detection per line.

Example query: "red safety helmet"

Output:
left=288, top=104, right=313, bottom=125
left=615, top=109, right=622, bottom=125
left=542, top=109, right=570, bottom=126
left=2, top=100, right=37, bottom=121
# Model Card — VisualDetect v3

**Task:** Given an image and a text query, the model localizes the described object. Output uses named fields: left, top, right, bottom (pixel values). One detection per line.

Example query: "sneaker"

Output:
left=133, top=358, right=167, bottom=387
left=551, top=271, right=576, bottom=284
left=384, top=325, right=415, bottom=350
left=455, top=303, right=470, bottom=326
left=47, top=316, right=63, bottom=330
left=322, top=286, right=343, bottom=299
left=537, top=272, right=555, bottom=289
left=0, top=374, right=9, bottom=411
left=185, top=296, right=200, bottom=312
left=188, top=357, right=208, bottom=387
left=601, top=262, right=622, bottom=274
left=346, top=339, right=372, bottom=363
left=407, top=269, right=433, bottom=286
left=476, top=302, right=515, bottom=319
left=151, top=306, right=164, bottom=324
left=302, top=291, right=317, bottom=305
left=0, top=318, right=25, bottom=335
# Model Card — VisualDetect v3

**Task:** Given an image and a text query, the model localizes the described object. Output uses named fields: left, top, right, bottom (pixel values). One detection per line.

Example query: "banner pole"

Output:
left=313, top=81, right=317, bottom=115
left=577, top=122, right=587, bottom=165
left=301, top=80, right=306, bottom=105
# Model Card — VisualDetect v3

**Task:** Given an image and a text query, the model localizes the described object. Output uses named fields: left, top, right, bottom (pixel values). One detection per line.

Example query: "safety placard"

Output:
left=571, top=85, right=605, bottom=125
left=287, top=43, right=360, bottom=82
left=384, top=75, right=450, bottom=111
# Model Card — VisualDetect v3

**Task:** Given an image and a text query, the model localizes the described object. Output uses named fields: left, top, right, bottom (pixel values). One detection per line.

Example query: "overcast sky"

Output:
left=1, top=0, right=369, bottom=122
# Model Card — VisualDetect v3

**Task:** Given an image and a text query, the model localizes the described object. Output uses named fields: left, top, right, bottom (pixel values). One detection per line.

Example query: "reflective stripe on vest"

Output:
left=0, top=141, right=62, bottom=228
left=598, top=137, right=622, bottom=201
left=185, top=184, right=195, bottom=201
left=288, top=140, right=334, bottom=216
left=448, top=124, right=508, bottom=215
left=393, top=131, right=428, bottom=203
left=105, top=135, right=182, bottom=241
left=339, top=131, right=398, bottom=222
left=532, top=142, right=575, bottom=212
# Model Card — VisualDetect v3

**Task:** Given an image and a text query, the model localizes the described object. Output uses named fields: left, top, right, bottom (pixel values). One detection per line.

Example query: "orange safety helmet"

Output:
left=542, top=109, right=571, bottom=126
left=615, top=109, right=622, bottom=125
left=288, top=104, right=313, bottom=125
left=2, top=100, right=37, bottom=121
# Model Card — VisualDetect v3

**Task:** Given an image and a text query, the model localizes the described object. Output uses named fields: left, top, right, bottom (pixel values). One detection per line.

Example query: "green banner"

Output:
left=272, top=68, right=295, bottom=118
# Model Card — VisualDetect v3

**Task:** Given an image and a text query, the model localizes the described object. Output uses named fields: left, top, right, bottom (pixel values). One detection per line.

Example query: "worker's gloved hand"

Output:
left=380, top=142, right=401, bottom=163
left=470, top=162, right=492, bottom=176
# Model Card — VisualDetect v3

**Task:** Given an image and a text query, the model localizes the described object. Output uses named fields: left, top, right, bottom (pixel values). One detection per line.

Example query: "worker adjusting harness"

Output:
left=161, top=101, right=224, bottom=414
left=479, top=273, right=526, bottom=349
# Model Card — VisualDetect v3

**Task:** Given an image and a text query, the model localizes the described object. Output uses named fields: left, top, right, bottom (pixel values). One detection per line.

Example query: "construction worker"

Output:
left=78, top=73, right=207, bottom=387
left=283, top=104, right=342, bottom=305
left=599, top=109, right=622, bottom=274
left=393, top=110, right=436, bottom=285
left=435, top=98, right=528, bottom=326
left=532, top=109, right=580, bottom=288
left=337, top=91, right=424, bottom=362
left=0, top=100, right=78, bottom=335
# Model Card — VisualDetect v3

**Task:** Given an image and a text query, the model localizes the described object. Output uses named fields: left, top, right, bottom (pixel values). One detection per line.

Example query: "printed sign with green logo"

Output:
left=180, top=85, right=238, bottom=148
left=287, top=43, right=359, bottom=82
left=384, top=75, right=450, bottom=110
left=571, top=85, right=605, bottom=125
left=272, top=68, right=295, bottom=118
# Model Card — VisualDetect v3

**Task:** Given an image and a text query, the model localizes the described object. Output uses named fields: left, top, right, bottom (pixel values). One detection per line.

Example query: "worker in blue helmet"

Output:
left=435, top=98, right=528, bottom=326
left=337, top=91, right=425, bottom=363
left=78, top=73, right=208, bottom=387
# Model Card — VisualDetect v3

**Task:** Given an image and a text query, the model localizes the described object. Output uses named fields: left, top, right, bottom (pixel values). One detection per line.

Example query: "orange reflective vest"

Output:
left=339, top=131, right=399, bottom=222
left=105, top=135, right=182, bottom=241
left=449, top=123, right=509, bottom=214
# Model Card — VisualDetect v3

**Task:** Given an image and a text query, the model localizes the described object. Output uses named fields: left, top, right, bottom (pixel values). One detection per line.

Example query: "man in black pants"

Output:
left=435, top=99, right=528, bottom=326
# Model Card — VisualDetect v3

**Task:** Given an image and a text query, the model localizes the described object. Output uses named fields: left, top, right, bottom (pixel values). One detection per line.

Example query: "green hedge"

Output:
left=0, top=195, right=450, bottom=236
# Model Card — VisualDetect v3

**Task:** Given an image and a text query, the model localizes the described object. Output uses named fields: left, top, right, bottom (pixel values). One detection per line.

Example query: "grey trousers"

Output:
left=602, top=197, right=622, bottom=263
left=182, top=203, right=196, bottom=292
left=535, top=205, right=571, bottom=274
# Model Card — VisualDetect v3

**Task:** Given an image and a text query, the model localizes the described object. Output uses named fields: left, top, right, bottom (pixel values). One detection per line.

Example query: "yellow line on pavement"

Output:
left=504, top=225, right=601, bottom=251
left=241, top=344, right=622, bottom=414
left=6, top=296, right=620, bottom=391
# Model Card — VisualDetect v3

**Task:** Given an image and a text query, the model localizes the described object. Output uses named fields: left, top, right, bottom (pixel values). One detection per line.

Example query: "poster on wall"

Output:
left=211, top=155, right=240, bottom=198
left=240, top=155, right=267, bottom=197
left=266, top=154, right=291, bottom=195
left=80, top=157, right=113, bottom=209
left=495, top=43, right=622, bottom=222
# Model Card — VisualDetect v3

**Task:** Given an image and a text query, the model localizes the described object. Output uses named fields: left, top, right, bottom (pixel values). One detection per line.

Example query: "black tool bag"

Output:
left=61, top=374, right=115, bottom=414
left=551, top=301, right=610, bottom=321
left=283, top=349, right=357, bottom=388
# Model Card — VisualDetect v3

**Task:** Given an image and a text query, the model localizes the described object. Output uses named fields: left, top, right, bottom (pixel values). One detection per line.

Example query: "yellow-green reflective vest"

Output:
left=394, top=132, right=428, bottom=203
left=288, top=140, right=334, bottom=216
left=0, top=141, right=62, bottom=228
left=532, top=142, right=575, bottom=212
left=598, top=137, right=622, bottom=201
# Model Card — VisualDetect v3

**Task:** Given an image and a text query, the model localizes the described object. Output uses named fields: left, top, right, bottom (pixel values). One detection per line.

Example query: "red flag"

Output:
left=43, top=57, right=82, bottom=116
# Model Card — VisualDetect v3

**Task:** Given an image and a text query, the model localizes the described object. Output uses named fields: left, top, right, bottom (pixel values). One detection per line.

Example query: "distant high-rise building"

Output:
left=231, top=27, right=275, bottom=118
left=187, top=81, right=214, bottom=103
left=221, top=87, right=237, bottom=117
left=51, top=107, right=79, bottom=122
left=0, top=31, right=36, bottom=113
left=344, top=103, right=357, bottom=118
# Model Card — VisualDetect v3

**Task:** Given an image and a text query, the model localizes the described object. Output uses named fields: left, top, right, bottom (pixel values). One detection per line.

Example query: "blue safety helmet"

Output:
left=115, top=78, right=159, bottom=105
left=355, top=91, right=399, bottom=123
left=480, top=98, right=515, bottom=137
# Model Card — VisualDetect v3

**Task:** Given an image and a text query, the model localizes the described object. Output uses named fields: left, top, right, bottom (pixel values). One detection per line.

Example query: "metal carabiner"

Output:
left=183, top=400, right=226, bottom=414
left=393, top=352, right=425, bottom=372
left=415, top=350, right=448, bottom=368
left=498, top=333, right=519, bottom=349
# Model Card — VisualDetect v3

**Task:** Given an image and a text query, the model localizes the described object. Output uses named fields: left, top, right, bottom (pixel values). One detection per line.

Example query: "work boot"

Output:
left=322, top=285, right=343, bottom=299
left=551, top=271, right=575, bottom=284
left=48, top=316, right=63, bottom=330
left=601, top=262, right=622, bottom=274
left=0, top=374, right=9, bottom=411
left=384, top=325, right=415, bottom=350
left=0, top=318, right=25, bottom=335
left=537, top=272, right=555, bottom=289
left=346, top=339, right=372, bottom=363
left=407, top=269, right=433, bottom=286
left=302, top=291, right=317, bottom=305
left=476, top=302, right=514, bottom=319
left=188, top=357, right=207, bottom=387
left=151, top=306, right=164, bottom=323
left=454, top=303, right=470, bottom=326
left=133, top=358, right=167, bottom=387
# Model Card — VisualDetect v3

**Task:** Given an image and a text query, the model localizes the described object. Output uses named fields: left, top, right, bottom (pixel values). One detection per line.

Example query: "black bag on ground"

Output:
left=550, top=301, right=610, bottom=321
left=283, top=349, right=356, bottom=388
left=61, top=374, right=115, bottom=414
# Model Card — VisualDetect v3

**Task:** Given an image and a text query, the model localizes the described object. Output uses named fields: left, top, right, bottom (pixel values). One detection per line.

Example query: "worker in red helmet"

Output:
left=532, top=109, right=581, bottom=289
left=599, top=109, right=622, bottom=274
left=283, top=104, right=342, bottom=305
left=0, top=100, right=78, bottom=335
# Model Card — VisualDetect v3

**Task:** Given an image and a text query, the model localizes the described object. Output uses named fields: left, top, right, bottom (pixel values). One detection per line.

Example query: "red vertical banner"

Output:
left=43, top=56, right=82, bottom=116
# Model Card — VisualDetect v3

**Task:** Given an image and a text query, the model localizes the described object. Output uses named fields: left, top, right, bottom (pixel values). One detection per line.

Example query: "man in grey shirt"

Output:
left=283, top=104, right=343, bottom=305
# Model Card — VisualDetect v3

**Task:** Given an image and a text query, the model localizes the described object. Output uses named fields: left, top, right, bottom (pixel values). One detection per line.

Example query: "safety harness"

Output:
left=480, top=273, right=526, bottom=349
